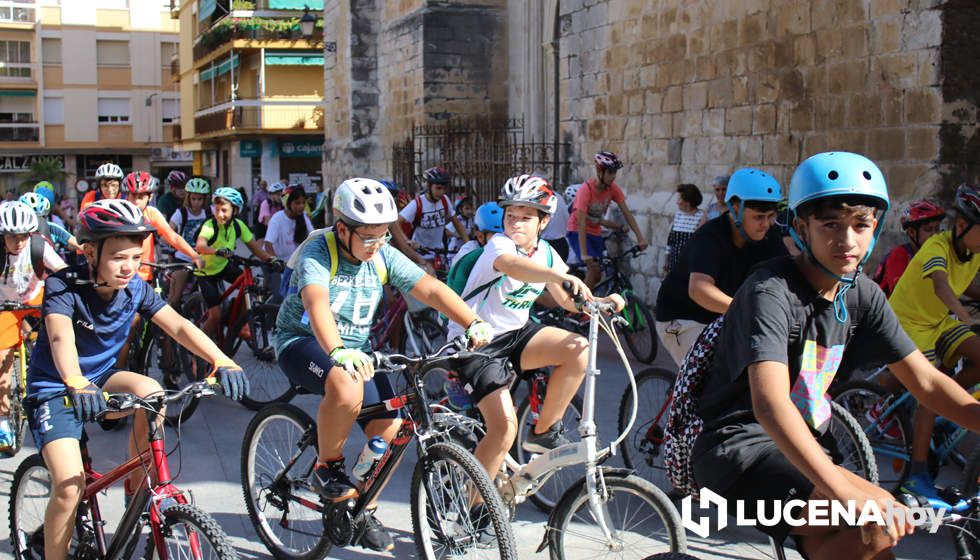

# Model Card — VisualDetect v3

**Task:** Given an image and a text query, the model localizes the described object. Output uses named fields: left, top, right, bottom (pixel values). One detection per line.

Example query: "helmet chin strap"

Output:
left=336, top=223, right=364, bottom=265
left=725, top=201, right=752, bottom=243
left=953, top=221, right=975, bottom=263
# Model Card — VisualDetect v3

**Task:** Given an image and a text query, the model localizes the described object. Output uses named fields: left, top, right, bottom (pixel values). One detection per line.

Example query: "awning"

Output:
left=199, top=0, right=217, bottom=21
left=264, top=51, right=324, bottom=66
left=0, top=90, right=36, bottom=97
left=199, top=54, right=239, bottom=81
left=268, top=0, right=323, bottom=9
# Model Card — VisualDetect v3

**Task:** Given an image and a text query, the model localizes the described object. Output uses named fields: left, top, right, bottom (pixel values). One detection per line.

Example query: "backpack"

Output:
left=449, top=239, right=552, bottom=304
left=405, top=194, right=451, bottom=237
left=177, top=206, right=213, bottom=237
left=36, top=219, right=50, bottom=240
left=193, top=216, right=244, bottom=246
left=280, top=228, right=388, bottom=299
left=664, top=285, right=866, bottom=496
left=871, top=243, right=914, bottom=296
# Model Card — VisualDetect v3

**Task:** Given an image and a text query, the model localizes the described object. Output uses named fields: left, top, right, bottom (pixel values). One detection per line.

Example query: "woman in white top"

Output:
left=264, top=186, right=313, bottom=300
left=665, top=183, right=704, bottom=273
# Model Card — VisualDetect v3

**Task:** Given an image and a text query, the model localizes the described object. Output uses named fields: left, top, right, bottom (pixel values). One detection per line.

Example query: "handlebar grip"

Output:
left=561, top=280, right=585, bottom=307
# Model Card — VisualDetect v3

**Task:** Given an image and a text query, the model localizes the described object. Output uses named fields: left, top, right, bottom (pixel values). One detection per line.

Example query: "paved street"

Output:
left=0, top=337, right=959, bottom=559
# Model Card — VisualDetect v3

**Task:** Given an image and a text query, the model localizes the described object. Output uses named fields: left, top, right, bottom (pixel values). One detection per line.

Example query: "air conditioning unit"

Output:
left=151, top=147, right=165, bottom=158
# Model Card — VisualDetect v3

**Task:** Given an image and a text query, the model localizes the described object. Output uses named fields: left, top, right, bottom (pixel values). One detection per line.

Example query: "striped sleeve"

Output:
left=921, top=254, right=947, bottom=276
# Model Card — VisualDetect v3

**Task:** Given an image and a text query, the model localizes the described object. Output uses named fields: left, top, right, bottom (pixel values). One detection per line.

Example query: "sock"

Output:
left=910, top=461, right=928, bottom=476
left=316, top=456, right=344, bottom=469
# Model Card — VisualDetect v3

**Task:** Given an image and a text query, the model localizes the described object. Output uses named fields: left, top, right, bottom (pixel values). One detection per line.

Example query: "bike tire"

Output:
left=408, top=313, right=448, bottom=357
left=548, top=471, right=686, bottom=559
left=143, top=504, right=239, bottom=560
left=622, top=294, right=658, bottom=364
left=831, top=380, right=911, bottom=492
left=142, top=329, right=193, bottom=427
left=828, top=400, right=879, bottom=484
left=9, top=361, right=27, bottom=456
left=641, top=554, right=701, bottom=560
left=10, top=454, right=88, bottom=559
left=514, top=393, right=585, bottom=512
left=410, top=441, right=518, bottom=559
left=170, top=294, right=209, bottom=423
left=241, top=404, right=329, bottom=560
left=223, top=303, right=296, bottom=410
left=617, top=367, right=675, bottom=495
left=958, top=445, right=980, bottom=558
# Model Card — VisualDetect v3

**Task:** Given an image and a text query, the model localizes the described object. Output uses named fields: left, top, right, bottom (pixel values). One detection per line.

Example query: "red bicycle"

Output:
left=9, top=380, right=238, bottom=559
left=180, top=255, right=293, bottom=417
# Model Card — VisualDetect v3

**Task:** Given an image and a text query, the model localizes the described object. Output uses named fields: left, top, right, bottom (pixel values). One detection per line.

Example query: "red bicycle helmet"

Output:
left=77, top=199, right=155, bottom=243
left=124, top=171, right=158, bottom=194
left=900, top=199, right=945, bottom=228
left=594, top=151, right=623, bottom=170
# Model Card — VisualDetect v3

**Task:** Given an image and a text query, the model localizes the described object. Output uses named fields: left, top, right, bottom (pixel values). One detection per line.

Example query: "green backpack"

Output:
left=447, top=239, right=553, bottom=304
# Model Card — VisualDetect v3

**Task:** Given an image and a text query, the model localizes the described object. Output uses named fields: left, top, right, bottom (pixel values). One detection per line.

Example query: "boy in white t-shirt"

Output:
left=390, top=166, right=469, bottom=268
left=447, top=175, right=624, bottom=507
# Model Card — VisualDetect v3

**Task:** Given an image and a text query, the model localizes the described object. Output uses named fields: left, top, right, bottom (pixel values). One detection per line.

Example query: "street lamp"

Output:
left=299, top=6, right=316, bottom=38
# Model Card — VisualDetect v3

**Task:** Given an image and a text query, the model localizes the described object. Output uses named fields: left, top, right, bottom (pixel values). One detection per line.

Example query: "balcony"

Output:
left=193, top=97, right=322, bottom=136
left=0, top=122, right=38, bottom=142
left=170, top=54, right=179, bottom=80
left=0, top=1, right=36, bottom=25
left=193, top=16, right=322, bottom=61
left=0, top=61, right=34, bottom=81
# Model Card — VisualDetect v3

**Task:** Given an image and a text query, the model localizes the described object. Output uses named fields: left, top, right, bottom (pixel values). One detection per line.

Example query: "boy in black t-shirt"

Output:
left=692, top=152, right=980, bottom=559
left=655, top=167, right=785, bottom=365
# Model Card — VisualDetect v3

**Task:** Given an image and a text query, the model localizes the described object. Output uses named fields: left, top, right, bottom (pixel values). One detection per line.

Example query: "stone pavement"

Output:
left=0, top=341, right=956, bottom=559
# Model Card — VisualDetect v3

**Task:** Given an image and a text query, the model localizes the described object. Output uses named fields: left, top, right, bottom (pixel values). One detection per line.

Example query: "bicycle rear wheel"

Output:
left=144, top=504, right=239, bottom=560
left=826, top=401, right=878, bottom=484
left=8, top=360, right=27, bottom=456
left=622, top=294, right=658, bottom=364
left=514, top=392, right=584, bottom=512
left=224, top=303, right=296, bottom=410
left=548, top=471, right=685, bottom=560
left=411, top=441, right=517, bottom=559
left=142, top=329, right=194, bottom=427
left=10, top=454, right=92, bottom=560
left=241, top=404, right=329, bottom=560
left=618, top=367, right=675, bottom=494
left=832, top=380, right=911, bottom=491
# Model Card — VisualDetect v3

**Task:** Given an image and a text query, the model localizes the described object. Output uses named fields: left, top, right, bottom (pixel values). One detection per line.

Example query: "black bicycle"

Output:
left=240, top=339, right=517, bottom=560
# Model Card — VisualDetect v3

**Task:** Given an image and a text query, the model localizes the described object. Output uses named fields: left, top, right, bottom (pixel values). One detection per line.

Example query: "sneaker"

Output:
left=468, top=503, right=497, bottom=547
left=900, top=472, right=966, bottom=510
left=310, top=459, right=359, bottom=503
left=865, top=401, right=901, bottom=440
left=522, top=421, right=571, bottom=453
left=354, top=509, right=394, bottom=552
left=0, top=421, right=15, bottom=455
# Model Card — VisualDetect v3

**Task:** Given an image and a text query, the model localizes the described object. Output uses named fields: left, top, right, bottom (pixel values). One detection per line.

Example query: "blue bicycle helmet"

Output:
left=788, top=151, right=889, bottom=322
left=474, top=202, right=504, bottom=233
left=378, top=179, right=399, bottom=194
left=724, top=168, right=782, bottom=241
left=213, top=187, right=244, bottom=209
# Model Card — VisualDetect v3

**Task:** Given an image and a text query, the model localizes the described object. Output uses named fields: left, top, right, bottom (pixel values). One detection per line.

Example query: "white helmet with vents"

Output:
left=95, top=163, right=125, bottom=181
left=0, top=201, right=38, bottom=235
left=332, top=178, right=399, bottom=226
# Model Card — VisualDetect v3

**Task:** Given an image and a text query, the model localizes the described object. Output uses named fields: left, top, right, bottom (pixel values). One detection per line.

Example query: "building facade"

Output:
left=172, top=0, right=325, bottom=196
left=321, top=0, right=980, bottom=301
left=0, top=0, right=184, bottom=199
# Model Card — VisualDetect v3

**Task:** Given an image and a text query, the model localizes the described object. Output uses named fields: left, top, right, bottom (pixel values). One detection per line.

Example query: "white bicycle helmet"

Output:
left=95, top=163, right=125, bottom=181
left=564, top=184, right=581, bottom=207
left=499, top=174, right=558, bottom=215
left=0, top=201, right=39, bottom=235
left=333, top=178, right=399, bottom=226
left=268, top=182, right=287, bottom=194
left=19, top=191, right=51, bottom=217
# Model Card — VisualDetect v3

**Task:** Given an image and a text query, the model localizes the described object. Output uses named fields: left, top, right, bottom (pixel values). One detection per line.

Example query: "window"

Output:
left=160, top=41, right=177, bottom=67
left=96, top=40, right=129, bottom=67
left=0, top=40, right=32, bottom=77
left=0, top=96, right=35, bottom=123
left=97, top=97, right=130, bottom=123
left=162, top=98, right=178, bottom=123
left=43, top=97, right=63, bottom=124
left=0, top=2, right=36, bottom=23
left=41, top=38, right=61, bottom=65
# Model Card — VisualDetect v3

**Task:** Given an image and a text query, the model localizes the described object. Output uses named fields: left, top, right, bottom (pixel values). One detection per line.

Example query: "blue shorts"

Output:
left=566, top=232, right=605, bottom=260
left=26, top=369, right=117, bottom=450
left=277, top=337, right=398, bottom=427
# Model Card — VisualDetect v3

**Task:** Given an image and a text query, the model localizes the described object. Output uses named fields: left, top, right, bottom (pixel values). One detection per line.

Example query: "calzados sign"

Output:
left=0, top=154, right=65, bottom=171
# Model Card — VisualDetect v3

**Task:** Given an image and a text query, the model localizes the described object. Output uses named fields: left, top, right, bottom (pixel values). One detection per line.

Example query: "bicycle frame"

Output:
left=218, top=265, right=256, bottom=343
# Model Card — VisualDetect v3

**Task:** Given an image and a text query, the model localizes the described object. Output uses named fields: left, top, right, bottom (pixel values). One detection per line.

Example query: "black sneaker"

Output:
left=354, top=509, right=395, bottom=552
left=310, top=459, right=359, bottom=503
left=522, top=421, right=571, bottom=453
left=469, top=503, right=497, bottom=547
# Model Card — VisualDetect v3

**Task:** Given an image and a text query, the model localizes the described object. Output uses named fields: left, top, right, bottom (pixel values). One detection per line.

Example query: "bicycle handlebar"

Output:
left=140, top=261, right=196, bottom=273
left=101, top=379, right=218, bottom=418
left=372, top=337, right=489, bottom=371
left=561, top=281, right=617, bottom=314
left=0, top=301, right=41, bottom=312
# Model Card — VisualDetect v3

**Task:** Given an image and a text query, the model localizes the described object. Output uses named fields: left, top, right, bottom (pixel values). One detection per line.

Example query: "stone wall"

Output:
left=555, top=0, right=977, bottom=301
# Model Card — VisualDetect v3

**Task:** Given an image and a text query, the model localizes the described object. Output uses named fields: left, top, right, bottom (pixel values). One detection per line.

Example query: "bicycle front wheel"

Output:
left=10, top=454, right=90, bottom=560
left=144, top=504, right=239, bottom=560
left=411, top=442, right=517, bottom=559
left=514, top=393, right=584, bottom=512
left=622, top=294, right=658, bottom=364
left=241, top=404, right=329, bottom=560
left=618, top=367, right=675, bottom=494
left=224, top=303, right=296, bottom=410
left=548, top=471, right=685, bottom=560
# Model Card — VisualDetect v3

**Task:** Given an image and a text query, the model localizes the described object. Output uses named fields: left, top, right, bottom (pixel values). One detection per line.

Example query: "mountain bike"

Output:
left=0, top=301, right=39, bottom=457
left=532, top=244, right=658, bottom=363
left=9, top=380, right=238, bottom=560
left=240, top=339, right=517, bottom=560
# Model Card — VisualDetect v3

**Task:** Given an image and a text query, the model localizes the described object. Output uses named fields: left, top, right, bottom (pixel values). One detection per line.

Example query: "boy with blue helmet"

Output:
left=19, top=191, right=80, bottom=253
left=655, top=168, right=787, bottom=365
left=691, top=152, right=980, bottom=556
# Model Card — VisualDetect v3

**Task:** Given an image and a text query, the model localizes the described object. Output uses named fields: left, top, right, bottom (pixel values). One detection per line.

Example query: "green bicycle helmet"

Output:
left=185, top=177, right=211, bottom=195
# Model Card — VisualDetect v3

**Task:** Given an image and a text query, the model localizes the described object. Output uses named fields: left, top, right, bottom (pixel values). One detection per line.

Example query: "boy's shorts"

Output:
left=566, top=232, right=605, bottom=261
left=448, top=323, right=544, bottom=404
left=198, top=264, right=243, bottom=307
left=26, top=369, right=117, bottom=449
left=277, top=337, right=398, bottom=427
left=903, top=316, right=976, bottom=368
left=0, top=290, right=42, bottom=350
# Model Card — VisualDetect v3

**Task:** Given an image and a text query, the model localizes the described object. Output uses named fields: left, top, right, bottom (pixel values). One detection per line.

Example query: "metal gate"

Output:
left=392, top=117, right=571, bottom=204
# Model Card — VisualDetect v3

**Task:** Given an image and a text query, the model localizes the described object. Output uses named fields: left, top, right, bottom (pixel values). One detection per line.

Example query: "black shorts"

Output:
left=277, top=337, right=398, bottom=427
left=198, top=264, right=243, bottom=308
left=547, top=237, right=570, bottom=262
left=449, top=322, right=544, bottom=404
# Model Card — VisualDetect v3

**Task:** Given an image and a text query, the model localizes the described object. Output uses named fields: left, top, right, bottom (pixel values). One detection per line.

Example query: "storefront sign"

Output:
left=240, top=140, right=262, bottom=158
left=0, top=154, right=65, bottom=173
left=280, top=140, right=323, bottom=158
left=151, top=147, right=193, bottom=162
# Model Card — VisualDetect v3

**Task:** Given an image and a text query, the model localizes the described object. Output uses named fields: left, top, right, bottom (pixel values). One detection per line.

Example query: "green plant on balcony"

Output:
left=230, top=0, right=255, bottom=9
left=198, top=15, right=324, bottom=53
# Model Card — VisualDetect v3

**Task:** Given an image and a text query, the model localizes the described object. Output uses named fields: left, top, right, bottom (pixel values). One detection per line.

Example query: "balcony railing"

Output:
left=193, top=16, right=322, bottom=61
left=0, top=62, right=34, bottom=80
left=194, top=99, right=323, bottom=135
left=0, top=1, right=36, bottom=24
left=0, top=122, right=38, bottom=142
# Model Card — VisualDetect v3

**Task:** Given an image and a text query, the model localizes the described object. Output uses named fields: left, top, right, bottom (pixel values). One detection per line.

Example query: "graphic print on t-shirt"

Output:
left=502, top=283, right=544, bottom=311
left=790, top=339, right=845, bottom=430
